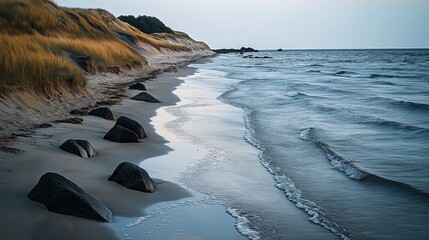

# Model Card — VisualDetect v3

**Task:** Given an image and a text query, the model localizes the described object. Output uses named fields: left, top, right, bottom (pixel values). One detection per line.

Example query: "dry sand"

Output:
left=0, top=52, right=245, bottom=240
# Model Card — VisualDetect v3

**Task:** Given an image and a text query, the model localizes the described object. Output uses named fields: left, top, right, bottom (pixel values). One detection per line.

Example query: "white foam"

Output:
left=126, top=216, right=151, bottom=228
left=244, top=120, right=351, bottom=239
left=227, top=208, right=261, bottom=240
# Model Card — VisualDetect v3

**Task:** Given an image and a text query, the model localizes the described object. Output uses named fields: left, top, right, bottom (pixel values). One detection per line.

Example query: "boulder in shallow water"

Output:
left=129, top=82, right=147, bottom=91
left=88, top=107, right=115, bottom=120
left=116, top=116, right=147, bottom=139
left=130, top=92, right=160, bottom=103
left=104, top=125, right=139, bottom=143
left=28, top=172, right=112, bottom=222
left=60, top=139, right=91, bottom=158
left=108, top=162, right=156, bottom=193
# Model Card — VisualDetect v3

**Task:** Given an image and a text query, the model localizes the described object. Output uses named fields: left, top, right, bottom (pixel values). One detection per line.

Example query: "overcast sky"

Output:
left=55, top=0, right=429, bottom=50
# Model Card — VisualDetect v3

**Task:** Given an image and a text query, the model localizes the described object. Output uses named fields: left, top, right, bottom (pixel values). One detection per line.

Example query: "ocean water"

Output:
left=172, top=49, right=429, bottom=239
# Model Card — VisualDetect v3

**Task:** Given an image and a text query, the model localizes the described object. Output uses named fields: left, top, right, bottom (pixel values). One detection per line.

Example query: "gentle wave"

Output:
left=369, top=96, right=429, bottom=111
left=241, top=110, right=351, bottom=240
left=359, top=117, right=429, bottom=134
left=299, top=128, right=367, bottom=180
left=333, top=70, right=416, bottom=79
left=299, top=128, right=429, bottom=199
left=284, top=91, right=309, bottom=98
left=395, top=99, right=429, bottom=111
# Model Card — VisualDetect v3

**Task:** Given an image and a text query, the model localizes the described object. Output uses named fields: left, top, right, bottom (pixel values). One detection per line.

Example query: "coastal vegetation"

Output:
left=0, top=0, right=190, bottom=96
left=118, top=15, right=174, bottom=34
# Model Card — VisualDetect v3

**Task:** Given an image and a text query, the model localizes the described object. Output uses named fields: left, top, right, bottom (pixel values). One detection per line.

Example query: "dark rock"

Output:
left=108, top=162, right=156, bottom=193
left=104, top=125, right=139, bottom=143
left=277, top=48, right=283, bottom=52
left=73, top=56, right=96, bottom=75
left=116, top=116, right=147, bottom=139
left=88, top=107, right=115, bottom=120
left=75, top=140, right=96, bottom=157
left=60, top=140, right=88, bottom=158
left=28, top=172, right=112, bottom=222
left=129, top=82, right=147, bottom=91
left=130, top=92, right=160, bottom=103
left=213, top=47, right=259, bottom=54
left=60, top=139, right=96, bottom=158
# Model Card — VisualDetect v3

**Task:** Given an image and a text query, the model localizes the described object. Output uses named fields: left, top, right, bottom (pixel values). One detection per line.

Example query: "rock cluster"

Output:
left=213, top=47, right=259, bottom=54
left=104, top=116, right=147, bottom=143
left=28, top=80, right=159, bottom=222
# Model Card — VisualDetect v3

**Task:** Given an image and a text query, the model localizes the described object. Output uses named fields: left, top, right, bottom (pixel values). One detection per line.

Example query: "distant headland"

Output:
left=213, top=47, right=259, bottom=54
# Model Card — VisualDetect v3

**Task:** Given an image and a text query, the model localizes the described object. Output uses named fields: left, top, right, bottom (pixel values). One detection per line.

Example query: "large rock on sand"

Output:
left=104, top=125, right=139, bottom=143
left=108, top=162, right=156, bottom=193
left=129, top=82, right=147, bottom=91
left=28, top=172, right=112, bottom=222
left=130, top=92, right=160, bottom=103
left=60, top=139, right=96, bottom=158
left=116, top=116, right=147, bottom=139
left=88, top=107, right=115, bottom=120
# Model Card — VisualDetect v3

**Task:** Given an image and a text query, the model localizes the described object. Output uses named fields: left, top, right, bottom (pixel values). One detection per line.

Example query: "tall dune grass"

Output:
left=0, top=34, right=83, bottom=94
left=0, top=0, right=195, bottom=95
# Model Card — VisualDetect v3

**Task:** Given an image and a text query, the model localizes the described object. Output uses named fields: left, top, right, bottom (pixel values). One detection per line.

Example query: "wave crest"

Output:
left=299, top=128, right=367, bottom=180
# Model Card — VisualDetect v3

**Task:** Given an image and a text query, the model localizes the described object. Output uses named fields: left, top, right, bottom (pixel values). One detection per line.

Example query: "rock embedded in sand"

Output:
left=28, top=172, right=112, bottom=222
left=116, top=116, right=147, bottom=139
left=88, top=107, right=116, bottom=120
left=108, top=162, right=156, bottom=193
left=75, top=140, right=96, bottom=157
left=104, top=125, right=139, bottom=143
left=130, top=92, right=160, bottom=103
left=129, top=82, right=147, bottom=91
left=60, top=139, right=96, bottom=158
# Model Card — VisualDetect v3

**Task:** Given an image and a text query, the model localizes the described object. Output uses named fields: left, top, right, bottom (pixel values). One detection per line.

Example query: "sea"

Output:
left=167, top=49, right=429, bottom=240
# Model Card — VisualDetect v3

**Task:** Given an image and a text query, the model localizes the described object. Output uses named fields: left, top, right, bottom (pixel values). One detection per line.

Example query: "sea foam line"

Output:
left=240, top=108, right=352, bottom=240
left=227, top=208, right=261, bottom=240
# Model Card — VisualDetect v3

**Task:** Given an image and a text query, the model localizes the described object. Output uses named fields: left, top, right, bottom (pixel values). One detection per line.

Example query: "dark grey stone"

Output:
left=108, top=162, right=156, bottom=193
left=104, top=125, right=139, bottom=143
left=116, top=116, right=147, bottom=139
left=60, top=140, right=89, bottom=158
left=130, top=92, right=160, bottom=103
left=75, top=140, right=96, bottom=157
left=129, top=82, right=147, bottom=91
left=88, top=107, right=115, bottom=120
left=28, top=172, right=112, bottom=222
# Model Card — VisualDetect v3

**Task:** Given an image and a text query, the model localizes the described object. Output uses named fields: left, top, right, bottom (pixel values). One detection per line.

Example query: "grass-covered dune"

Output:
left=0, top=0, right=200, bottom=96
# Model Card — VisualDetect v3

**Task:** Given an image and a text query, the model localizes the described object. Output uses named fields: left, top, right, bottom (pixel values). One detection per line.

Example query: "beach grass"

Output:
left=0, top=0, right=189, bottom=95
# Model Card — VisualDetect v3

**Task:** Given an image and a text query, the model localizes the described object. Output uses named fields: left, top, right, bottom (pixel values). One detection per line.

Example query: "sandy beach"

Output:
left=0, top=53, right=248, bottom=240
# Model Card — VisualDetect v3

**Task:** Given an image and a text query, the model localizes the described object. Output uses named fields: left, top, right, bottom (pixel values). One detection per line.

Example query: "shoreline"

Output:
left=0, top=53, right=247, bottom=240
